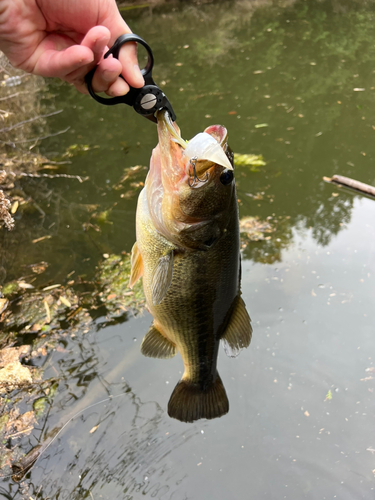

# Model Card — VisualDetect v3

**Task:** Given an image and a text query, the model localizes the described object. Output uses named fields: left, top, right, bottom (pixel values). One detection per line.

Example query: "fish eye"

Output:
left=220, top=169, right=234, bottom=185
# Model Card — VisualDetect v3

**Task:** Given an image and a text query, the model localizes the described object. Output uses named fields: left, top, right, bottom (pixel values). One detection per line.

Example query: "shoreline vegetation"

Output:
left=0, top=52, right=147, bottom=477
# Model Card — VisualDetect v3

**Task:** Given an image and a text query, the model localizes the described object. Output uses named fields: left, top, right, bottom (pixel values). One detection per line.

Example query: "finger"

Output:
left=79, top=26, right=111, bottom=65
left=91, top=7, right=144, bottom=89
left=118, top=42, right=144, bottom=89
left=33, top=44, right=94, bottom=79
left=107, top=77, right=130, bottom=97
left=68, top=27, right=144, bottom=95
left=59, top=27, right=112, bottom=90
left=71, top=63, right=130, bottom=96
left=79, top=38, right=144, bottom=95
left=90, top=55, right=123, bottom=93
left=67, top=54, right=122, bottom=94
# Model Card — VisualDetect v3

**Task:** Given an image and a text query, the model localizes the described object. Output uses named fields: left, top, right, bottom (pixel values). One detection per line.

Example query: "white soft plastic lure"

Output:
left=183, top=132, right=233, bottom=171
left=163, top=111, right=233, bottom=171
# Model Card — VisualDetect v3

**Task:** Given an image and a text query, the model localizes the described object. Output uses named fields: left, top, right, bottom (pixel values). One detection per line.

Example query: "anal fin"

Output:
left=221, top=295, right=252, bottom=358
left=129, top=242, right=143, bottom=288
left=141, top=324, right=176, bottom=359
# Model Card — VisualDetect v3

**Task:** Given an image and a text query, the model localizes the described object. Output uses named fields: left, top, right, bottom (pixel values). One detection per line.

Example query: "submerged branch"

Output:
left=0, top=126, right=70, bottom=146
left=0, top=109, right=63, bottom=134
left=3, top=169, right=88, bottom=183
left=0, top=90, right=34, bottom=101
left=17, top=172, right=89, bottom=183
left=324, top=175, right=375, bottom=198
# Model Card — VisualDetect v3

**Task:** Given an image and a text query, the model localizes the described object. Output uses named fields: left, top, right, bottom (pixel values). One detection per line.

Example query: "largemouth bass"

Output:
left=129, top=110, right=252, bottom=423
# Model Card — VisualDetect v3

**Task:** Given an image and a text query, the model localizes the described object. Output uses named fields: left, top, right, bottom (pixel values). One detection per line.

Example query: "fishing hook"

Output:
left=188, top=157, right=208, bottom=187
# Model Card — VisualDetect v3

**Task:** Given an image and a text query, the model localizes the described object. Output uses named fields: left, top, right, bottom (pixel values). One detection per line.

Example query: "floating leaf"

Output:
left=325, top=390, right=332, bottom=401
left=29, top=262, right=48, bottom=274
left=239, top=216, right=274, bottom=241
left=93, top=210, right=112, bottom=224
left=33, top=397, right=48, bottom=417
left=234, top=153, right=266, bottom=171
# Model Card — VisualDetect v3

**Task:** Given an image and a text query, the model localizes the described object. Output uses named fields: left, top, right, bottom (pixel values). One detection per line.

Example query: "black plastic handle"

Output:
left=85, top=34, right=155, bottom=106
left=85, top=34, right=176, bottom=122
left=106, top=34, right=154, bottom=81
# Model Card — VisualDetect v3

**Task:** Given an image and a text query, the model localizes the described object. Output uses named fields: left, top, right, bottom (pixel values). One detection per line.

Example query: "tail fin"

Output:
left=167, top=373, right=229, bottom=423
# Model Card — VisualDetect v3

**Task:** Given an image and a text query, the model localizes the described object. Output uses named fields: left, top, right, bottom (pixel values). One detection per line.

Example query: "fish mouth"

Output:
left=147, top=111, right=235, bottom=246
left=156, top=110, right=233, bottom=179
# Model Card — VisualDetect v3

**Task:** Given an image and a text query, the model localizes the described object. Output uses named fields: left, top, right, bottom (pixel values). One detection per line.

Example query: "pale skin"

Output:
left=0, top=0, right=145, bottom=95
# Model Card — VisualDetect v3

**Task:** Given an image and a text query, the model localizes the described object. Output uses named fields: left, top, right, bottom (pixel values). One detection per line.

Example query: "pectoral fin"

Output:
left=151, top=250, right=174, bottom=305
left=129, top=242, right=143, bottom=288
left=221, top=295, right=252, bottom=358
left=141, top=324, right=176, bottom=359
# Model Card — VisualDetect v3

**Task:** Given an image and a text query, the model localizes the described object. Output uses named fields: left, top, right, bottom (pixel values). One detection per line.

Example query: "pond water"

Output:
left=2, top=0, right=375, bottom=498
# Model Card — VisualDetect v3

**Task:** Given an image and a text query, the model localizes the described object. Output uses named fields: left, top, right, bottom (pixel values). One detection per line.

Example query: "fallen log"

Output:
left=323, top=175, right=375, bottom=198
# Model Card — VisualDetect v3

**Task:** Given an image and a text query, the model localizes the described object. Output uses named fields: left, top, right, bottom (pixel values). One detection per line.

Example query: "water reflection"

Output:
left=6, top=389, right=196, bottom=500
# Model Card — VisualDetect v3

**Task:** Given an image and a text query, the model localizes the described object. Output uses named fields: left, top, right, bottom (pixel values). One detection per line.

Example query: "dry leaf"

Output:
left=0, top=298, right=9, bottom=314
left=43, top=299, right=51, bottom=324
left=10, top=200, right=19, bottom=214
left=43, top=284, right=61, bottom=291
left=60, top=296, right=71, bottom=308
left=18, top=282, right=34, bottom=289
left=32, top=235, right=52, bottom=244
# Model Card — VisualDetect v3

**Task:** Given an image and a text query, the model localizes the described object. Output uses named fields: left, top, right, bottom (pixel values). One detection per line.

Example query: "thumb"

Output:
left=33, top=44, right=94, bottom=79
left=99, top=8, right=144, bottom=88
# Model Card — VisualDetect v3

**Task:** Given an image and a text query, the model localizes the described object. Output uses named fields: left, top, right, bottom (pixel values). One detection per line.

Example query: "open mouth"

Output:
left=157, top=110, right=233, bottom=180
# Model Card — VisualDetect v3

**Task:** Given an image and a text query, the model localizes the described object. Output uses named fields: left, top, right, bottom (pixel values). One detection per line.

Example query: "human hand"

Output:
left=0, top=0, right=144, bottom=95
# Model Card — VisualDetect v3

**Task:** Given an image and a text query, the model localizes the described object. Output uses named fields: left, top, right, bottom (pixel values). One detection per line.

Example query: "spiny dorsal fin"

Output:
left=151, top=250, right=174, bottom=305
left=221, top=295, right=252, bottom=358
left=141, top=324, right=176, bottom=359
left=168, top=373, right=229, bottom=423
left=129, top=242, right=143, bottom=288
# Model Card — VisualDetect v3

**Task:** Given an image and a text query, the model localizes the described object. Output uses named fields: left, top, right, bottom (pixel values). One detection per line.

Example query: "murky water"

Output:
left=2, top=0, right=375, bottom=498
